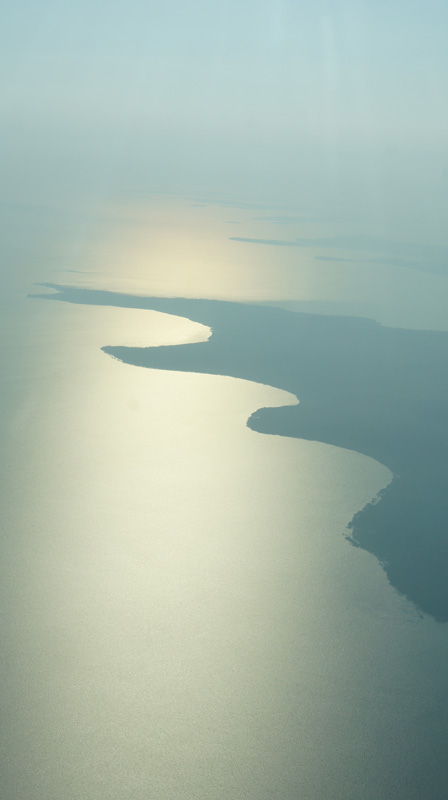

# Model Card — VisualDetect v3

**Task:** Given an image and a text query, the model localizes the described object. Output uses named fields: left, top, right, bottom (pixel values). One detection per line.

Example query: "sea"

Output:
left=1, top=190, right=448, bottom=799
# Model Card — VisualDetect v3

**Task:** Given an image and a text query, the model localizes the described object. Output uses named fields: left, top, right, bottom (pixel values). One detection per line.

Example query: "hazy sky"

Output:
left=2, top=0, right=448, bottom=236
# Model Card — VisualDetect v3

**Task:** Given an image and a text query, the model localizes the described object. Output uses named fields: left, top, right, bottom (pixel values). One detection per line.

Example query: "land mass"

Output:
left=229, top=234, right=448, bottom=275
left=33, top=284, right=448, bottom=621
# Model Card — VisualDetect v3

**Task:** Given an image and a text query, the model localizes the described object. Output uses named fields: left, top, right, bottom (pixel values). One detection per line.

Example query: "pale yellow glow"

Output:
left=59, top=195, right=319, bottom=301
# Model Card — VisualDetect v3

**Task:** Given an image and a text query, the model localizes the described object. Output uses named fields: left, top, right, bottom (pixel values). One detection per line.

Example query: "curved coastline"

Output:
left=31, top=284, right=448, bottom=621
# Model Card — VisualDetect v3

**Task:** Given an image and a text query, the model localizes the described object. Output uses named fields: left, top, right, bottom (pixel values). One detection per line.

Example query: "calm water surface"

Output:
left=2, top=195, right=448, bottom=799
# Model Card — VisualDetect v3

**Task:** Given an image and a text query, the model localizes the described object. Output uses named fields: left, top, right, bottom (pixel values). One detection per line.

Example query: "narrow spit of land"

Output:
left=33, top=284, right=448, bottom=621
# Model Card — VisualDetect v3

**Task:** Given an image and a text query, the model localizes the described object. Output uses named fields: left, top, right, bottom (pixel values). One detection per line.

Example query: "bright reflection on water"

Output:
left=2, top=197, right=448, bottom=799
left=54, top=194, right=448, bottom=331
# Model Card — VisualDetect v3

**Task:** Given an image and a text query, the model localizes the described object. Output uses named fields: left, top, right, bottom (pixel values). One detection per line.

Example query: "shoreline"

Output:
left=32, top=284, right=448, bottom=621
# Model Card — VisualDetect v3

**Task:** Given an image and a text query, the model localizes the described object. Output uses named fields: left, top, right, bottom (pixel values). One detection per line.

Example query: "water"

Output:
left=2, top=194, right=448, bottom=799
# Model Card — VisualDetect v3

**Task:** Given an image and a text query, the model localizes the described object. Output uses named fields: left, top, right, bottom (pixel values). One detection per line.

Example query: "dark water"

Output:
left=34, top=283, right=448, bottom=621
